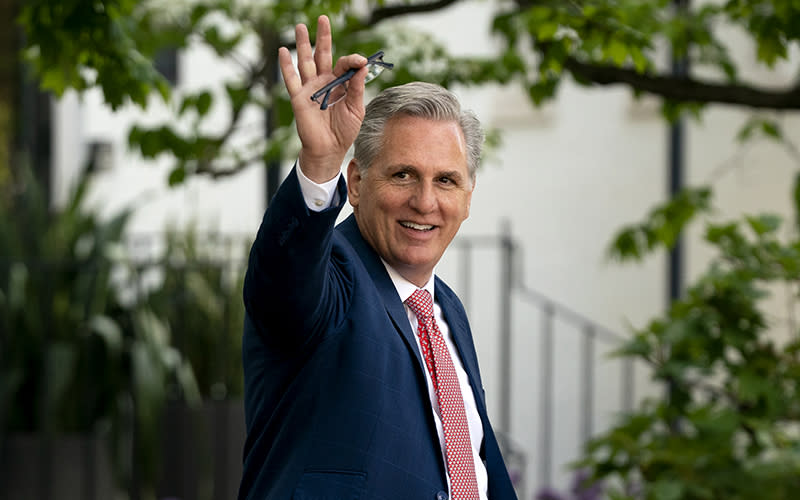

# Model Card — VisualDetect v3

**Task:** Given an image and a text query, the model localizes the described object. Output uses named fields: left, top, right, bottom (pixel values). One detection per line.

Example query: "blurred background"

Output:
left=3, top=0, right=800, bottom=499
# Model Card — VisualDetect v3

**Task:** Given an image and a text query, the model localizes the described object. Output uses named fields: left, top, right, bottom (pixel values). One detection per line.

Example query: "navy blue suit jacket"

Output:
left=239, top=167, right=517, bottom=500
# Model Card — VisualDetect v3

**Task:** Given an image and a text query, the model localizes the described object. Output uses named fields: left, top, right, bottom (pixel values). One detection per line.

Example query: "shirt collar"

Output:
left=380, top=259, right=435, bottom=304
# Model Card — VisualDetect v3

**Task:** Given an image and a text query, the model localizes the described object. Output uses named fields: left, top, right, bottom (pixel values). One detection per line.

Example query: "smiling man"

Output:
left=239, top=15, right=517, bottom=500
left=349, top=113, right=475, bottom=287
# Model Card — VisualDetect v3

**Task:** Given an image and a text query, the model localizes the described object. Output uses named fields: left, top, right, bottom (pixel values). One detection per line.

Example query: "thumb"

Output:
left=344, top=65, right=369, bottom=107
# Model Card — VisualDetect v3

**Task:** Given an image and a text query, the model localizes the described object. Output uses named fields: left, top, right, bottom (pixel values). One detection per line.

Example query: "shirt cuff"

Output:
left=296, top=162, right=342, bottom=212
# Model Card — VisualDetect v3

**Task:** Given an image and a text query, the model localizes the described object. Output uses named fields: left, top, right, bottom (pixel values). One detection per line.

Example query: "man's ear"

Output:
left=346, top=159, right=362, bottom=208
left=465, top=175, right=476, bottom=218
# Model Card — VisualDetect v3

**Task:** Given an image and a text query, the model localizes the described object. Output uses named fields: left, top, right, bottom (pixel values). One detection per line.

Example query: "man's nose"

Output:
left=409, top=181, right=436, bottom=213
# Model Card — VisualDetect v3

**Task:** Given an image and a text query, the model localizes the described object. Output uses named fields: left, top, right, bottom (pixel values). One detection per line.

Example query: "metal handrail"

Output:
left=451, top=222, right=635, bottom=497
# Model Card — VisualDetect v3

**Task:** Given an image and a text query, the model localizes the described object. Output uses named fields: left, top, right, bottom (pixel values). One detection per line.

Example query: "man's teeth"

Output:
left=401, top=222, right=434, bottom=231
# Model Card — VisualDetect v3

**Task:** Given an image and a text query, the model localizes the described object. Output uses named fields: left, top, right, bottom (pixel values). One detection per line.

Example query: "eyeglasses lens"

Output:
left=326, top=82, right=348, bottom=107
left=364, top=62, right=386, bottom=84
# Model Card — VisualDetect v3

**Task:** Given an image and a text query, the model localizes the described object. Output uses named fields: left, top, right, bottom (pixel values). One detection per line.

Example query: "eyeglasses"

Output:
left=311, top=50, right=394, bottom=110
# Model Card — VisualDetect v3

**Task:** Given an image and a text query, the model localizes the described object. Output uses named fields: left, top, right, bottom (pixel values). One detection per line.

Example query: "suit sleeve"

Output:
left=242, top=165, right=350, bottom=350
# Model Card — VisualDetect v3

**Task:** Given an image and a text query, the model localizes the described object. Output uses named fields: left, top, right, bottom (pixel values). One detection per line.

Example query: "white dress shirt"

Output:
left=297, top=166, right=489, bottom=499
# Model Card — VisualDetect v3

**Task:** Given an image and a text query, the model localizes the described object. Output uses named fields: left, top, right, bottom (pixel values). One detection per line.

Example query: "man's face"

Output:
left=347, top=115, right=474, bottom=287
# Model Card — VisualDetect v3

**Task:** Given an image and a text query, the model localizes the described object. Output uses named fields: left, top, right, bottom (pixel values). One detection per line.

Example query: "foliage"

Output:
left=491, top=0, right=800, bottom=113
left=19, top=0, right=172, bottom=108
left=0, top=165, right=200, bottom=493
left=16, top=0, right=800, bottom=188
left=0, top=102, right=9, bottom=189
left=572, top=175, right=800, bottom=499
left=143, top=226, right=248, bottom=399
left=609, top=187, right=713, bottom=261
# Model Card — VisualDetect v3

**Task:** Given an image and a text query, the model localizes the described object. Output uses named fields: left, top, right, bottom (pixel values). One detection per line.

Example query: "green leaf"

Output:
left=794, top=172, right=800, bottom=232
left=608, top=186, right=712, bottom=261
left=738, top=370, right=768, bottom=404
left=88, top=315, right=123, bottom=353
left=720, top=58, right=737, bottom=80
left=612, top=333, right=652, bottom=358
left=745, top=214, right=781, bottom=236
left=178, top=95, right=196, bottom=116
left=605, top=39, right=629, bottom=66
left=705, top=221, right=740, bottom=244
left=44, top=341, right=79, bottom=427
left=196, top=91, right=213, bottom=116
left=761, top=120, right=782, bottom=139
left=176, top=362, right=202, bottom=406
left=226, top=82, right=251, bottom=112
left=756, top=34, right=787, bottom=67
left=528, top=78, right=559, bottom=105
left=134, top=128, right=167, bottom=158
left=168, top=165, right=187, bottom=187
left=203, top=25, right=242, bottom=56
left=630, top=47, right=649, bottom=73
left=8, top=263, right=28, bottom=309
left=652, top=479, right=684, bottom=500
left=693, top=407, right=739, bottom=436
left=536, top=22, right=559, bottom=41
left=190, top=3, right=211, bottom=25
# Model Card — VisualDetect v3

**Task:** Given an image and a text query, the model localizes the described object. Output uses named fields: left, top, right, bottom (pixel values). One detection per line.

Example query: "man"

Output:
left=239, top=15, right=517, bottom=500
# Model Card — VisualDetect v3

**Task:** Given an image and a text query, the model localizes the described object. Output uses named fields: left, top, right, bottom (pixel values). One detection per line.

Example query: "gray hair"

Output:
left=353, top=82, right=483, bottom=180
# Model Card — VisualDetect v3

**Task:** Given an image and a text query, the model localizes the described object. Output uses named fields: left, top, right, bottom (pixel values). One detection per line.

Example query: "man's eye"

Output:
left=394, top=172, right=409, bottom=179
left=439, top=177, right=453, bottom=185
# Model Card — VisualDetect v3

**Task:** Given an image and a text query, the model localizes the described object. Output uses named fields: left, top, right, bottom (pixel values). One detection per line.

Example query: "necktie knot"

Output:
left=405, top=289, right=434, bottom=320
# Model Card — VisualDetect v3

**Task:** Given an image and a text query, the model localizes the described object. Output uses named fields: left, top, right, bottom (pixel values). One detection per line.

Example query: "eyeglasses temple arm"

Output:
left=310, top=67, right=358, bottom=103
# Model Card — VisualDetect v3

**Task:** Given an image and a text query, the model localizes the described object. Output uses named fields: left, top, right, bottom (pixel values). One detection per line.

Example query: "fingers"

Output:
left=293, top=16, right=334, bottom=86
left=344, top=65, right=369, bottom=109
left=331, top=54, right=368, bottom=107
left=332, top=54, right=368, bottom=77
left=314, top=15, right=333, bottom=77
left=295, top=23, right=316, bottom=84
left=278, top=47, right=301, bottom=96
left=280, top=16, right=367, bottom=101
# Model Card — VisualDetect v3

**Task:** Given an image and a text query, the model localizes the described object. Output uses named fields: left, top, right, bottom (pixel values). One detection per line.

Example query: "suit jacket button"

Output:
left=435, top=491, right=448, bottom=500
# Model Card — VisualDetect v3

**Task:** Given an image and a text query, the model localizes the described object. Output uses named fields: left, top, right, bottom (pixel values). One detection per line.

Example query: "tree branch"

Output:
left=366, top=0, right=462, bottom=25
left=564, top=57, right=800, bottom=110
left=194, top=152, right=267, bottom=179
left=282, top=0, right=464, bottom=49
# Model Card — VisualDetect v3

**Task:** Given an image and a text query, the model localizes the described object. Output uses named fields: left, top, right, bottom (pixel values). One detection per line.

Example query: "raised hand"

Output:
left=278, top=15, right=368, bottom=183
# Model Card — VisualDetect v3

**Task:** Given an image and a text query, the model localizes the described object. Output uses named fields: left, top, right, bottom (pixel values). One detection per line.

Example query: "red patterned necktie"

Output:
left=405, top=289, right=480, bottom=500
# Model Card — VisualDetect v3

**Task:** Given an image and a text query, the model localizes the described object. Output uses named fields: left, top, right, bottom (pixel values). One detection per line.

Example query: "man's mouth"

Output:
left=400, top=221, right=435, bottom=231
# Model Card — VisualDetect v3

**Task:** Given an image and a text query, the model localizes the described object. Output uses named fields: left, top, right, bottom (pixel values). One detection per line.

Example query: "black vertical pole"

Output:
left=667, top=0, right=689, bottom=428
left=579, top=325, right=595, bottom=444
left=129, top=265, right=142, bottom=500
left=538, top=305, right=554, bottom=488
left=263, top=31, right=281, bottom=206
left=669, top=2, right=689, bottom=304
left=460, top=241, right=473, bottom=312
left=498, top=219, right=513, bottom=434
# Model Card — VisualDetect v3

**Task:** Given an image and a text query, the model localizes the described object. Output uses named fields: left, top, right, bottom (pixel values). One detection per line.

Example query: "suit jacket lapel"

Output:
left=338, top=215, right=427, bottom=376
left=436, top=290, right=477, bottom=374
left=339, top=215, right=487, bottom=415
left=435, top=281, right=486, bottom=409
